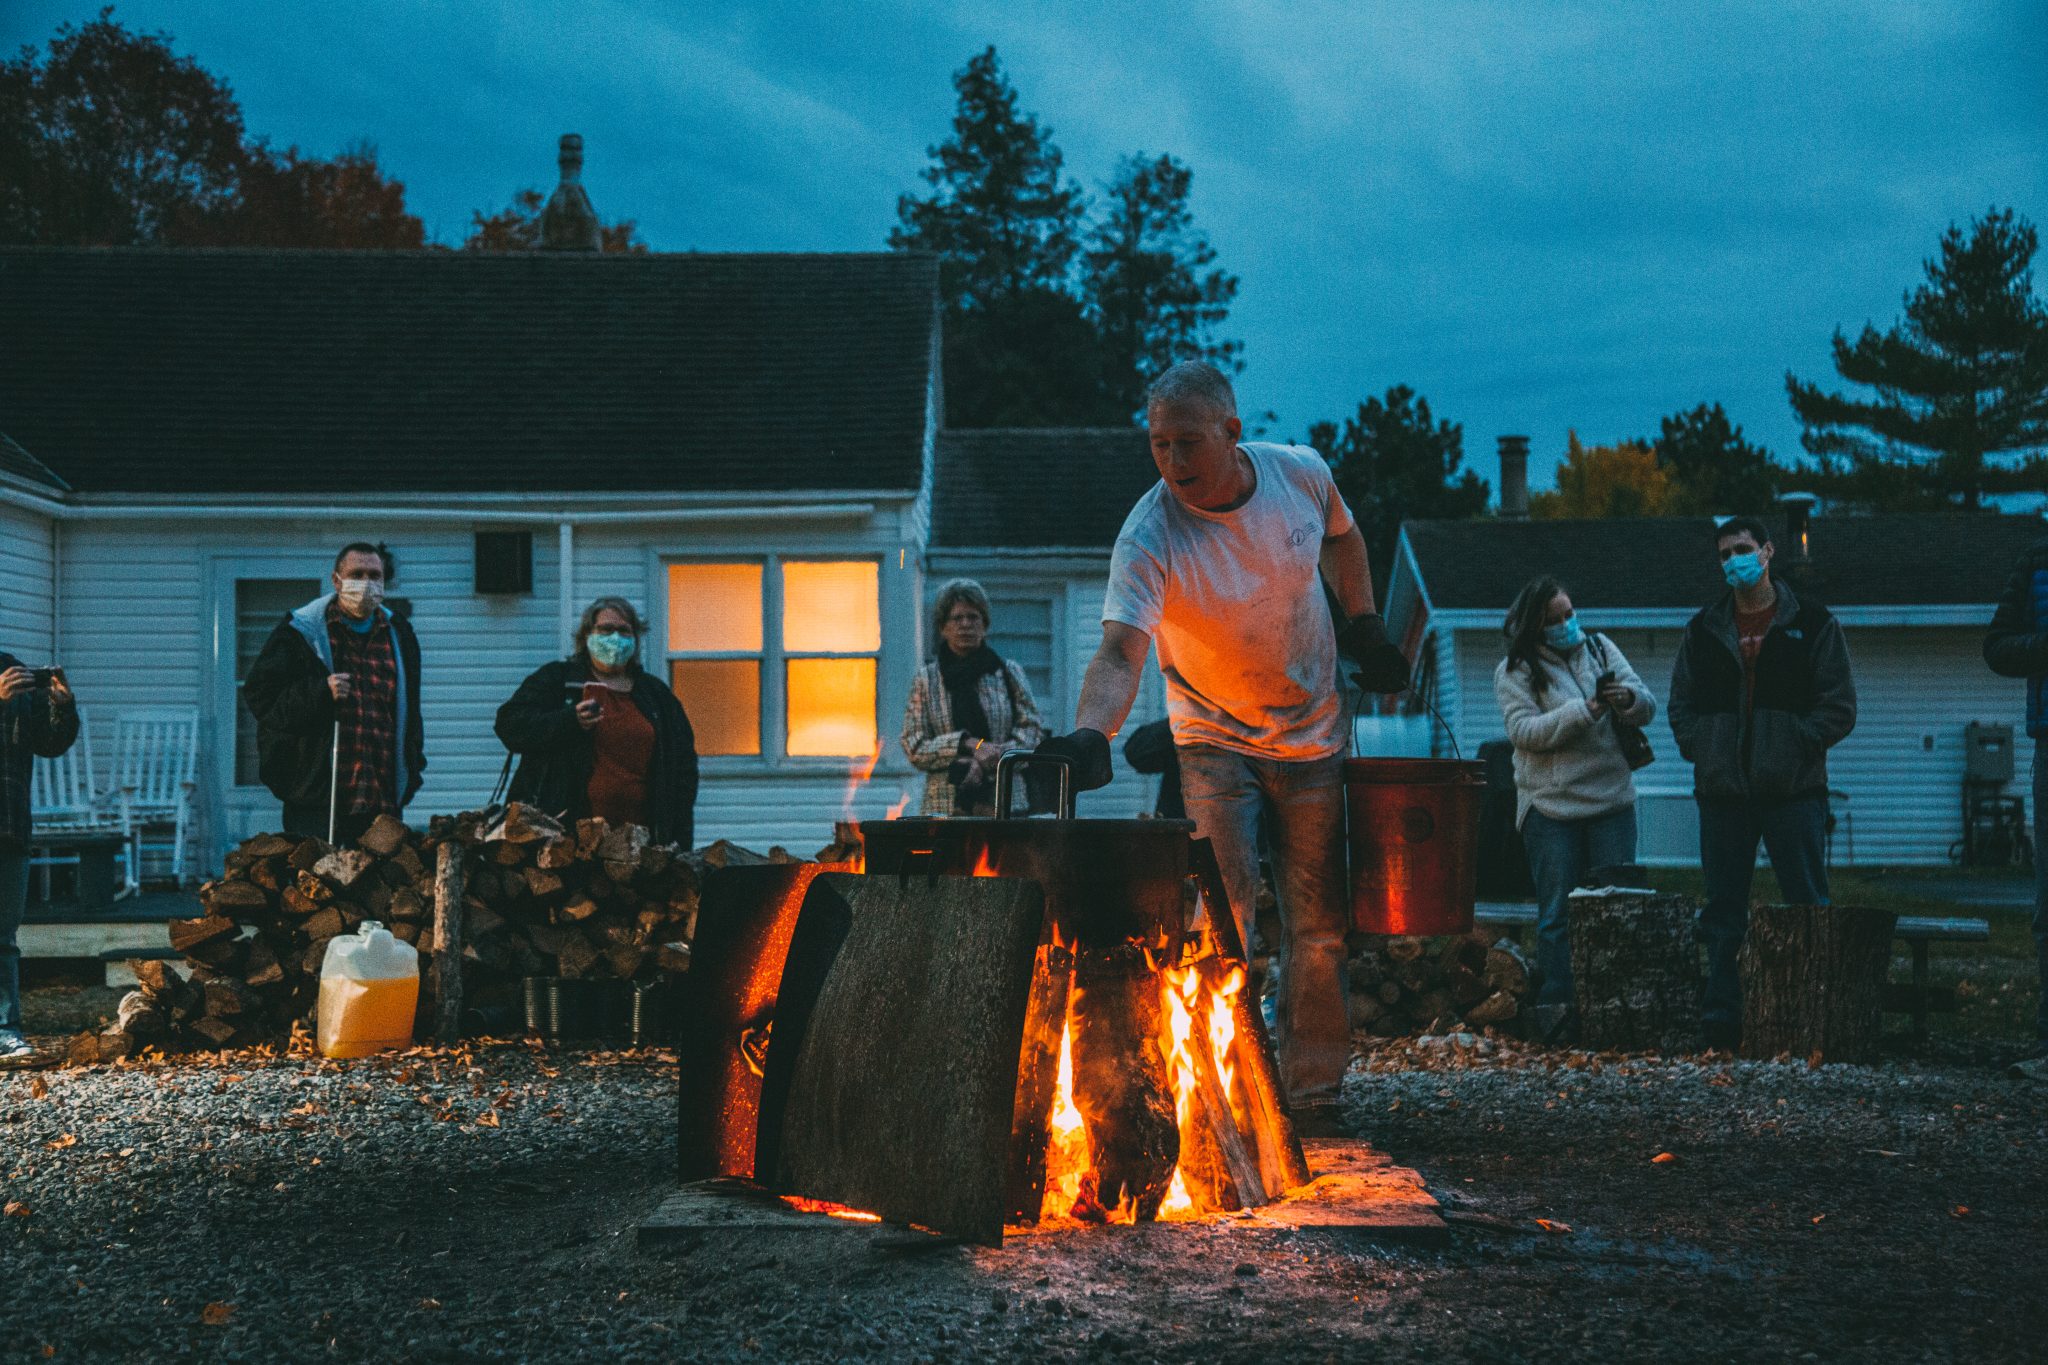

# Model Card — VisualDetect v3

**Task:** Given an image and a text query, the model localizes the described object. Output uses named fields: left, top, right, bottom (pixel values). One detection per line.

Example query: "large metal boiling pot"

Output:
left=1345, top=757, right=1486, bottom=935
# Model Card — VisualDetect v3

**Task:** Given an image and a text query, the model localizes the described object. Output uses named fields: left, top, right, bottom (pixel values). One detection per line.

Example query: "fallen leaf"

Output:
left=1533, top=1218, right=1573, bottom=1234
left=117, top=1147, right=134, bottom=1158
left=1860, top=1149, right=1901, bottom=1158
left=1651, top=1152, right=1676, bottom=1165
left=1951, top=1206, right=1971, bottom=1219
left=201, top=1302, right=235, bottom=1326
left=4, top=1201, right=29, bottom=1218
left=1811, top=1214, right=1827, bottom=1224
left=44, top=1134, right=77, bottom=1151
left=418, top=1298, right=442, bottom=1311
left=29, top=1075, right=47, bottom=1099
left=474, top=1109, right=501, bottom=1128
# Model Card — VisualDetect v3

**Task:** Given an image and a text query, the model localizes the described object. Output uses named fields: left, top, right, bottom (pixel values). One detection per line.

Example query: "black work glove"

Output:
left=1030, top=728, right=1114, bottom=804
left=1335, top=612, right=1412, bottom=695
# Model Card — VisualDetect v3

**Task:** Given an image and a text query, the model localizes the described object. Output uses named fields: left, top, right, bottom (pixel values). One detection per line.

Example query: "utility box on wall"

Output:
left=474, top=530, right=534, bottom=595
left=1965, top=722, right=2015, bottom=785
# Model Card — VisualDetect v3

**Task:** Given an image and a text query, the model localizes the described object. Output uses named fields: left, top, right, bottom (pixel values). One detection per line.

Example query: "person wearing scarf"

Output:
left=901, top=579, right=1045, bottom=816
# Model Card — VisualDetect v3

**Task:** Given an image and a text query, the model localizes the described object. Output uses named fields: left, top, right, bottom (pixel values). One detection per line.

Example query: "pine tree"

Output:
left=1787, top=208, right=2048, bottom=509
left=890, top=47, right=1112, bottom=426
left=1083, top=153, right=1241, bottom=419
left=1311, top=386, right=1489, bottom=588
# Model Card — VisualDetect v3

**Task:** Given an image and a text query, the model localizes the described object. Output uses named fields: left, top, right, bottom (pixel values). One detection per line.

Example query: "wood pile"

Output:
left=1346, top=930, right=1535, bottom=1036
left=70, top=805, right=754, bottom=1061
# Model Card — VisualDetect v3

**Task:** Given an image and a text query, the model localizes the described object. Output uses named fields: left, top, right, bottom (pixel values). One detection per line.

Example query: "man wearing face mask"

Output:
left=244, top=542, right=427, bottom=844
left=494, top=597, right=698, bottom=845
left=1668, top=515, right=1857, bottom=1048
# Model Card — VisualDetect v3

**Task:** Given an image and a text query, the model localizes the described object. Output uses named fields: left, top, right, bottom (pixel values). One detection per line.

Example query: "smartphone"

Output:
left=1595, top=670, right=1616, bottom=690
left=30, top=667, right=59, bottom=687
left=580, top=680, right=608, bottom=717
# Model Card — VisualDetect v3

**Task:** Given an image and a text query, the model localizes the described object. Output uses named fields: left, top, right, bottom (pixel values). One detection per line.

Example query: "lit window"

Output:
left=665, top=558, right=880, bottom=760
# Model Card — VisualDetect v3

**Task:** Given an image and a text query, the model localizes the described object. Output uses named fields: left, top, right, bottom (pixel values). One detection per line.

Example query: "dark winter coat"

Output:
left=1982, top=534, right=2048, bottom=738
left=242, top=595, right=426, bottom=809
left=0, top=652, right=80, bottom=850
left=493, top=656, right=698, bottom=847
left=1666, top=580, right=1856, bottom=803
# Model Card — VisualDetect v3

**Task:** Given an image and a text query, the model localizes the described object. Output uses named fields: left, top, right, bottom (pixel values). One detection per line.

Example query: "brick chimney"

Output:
left=1497, top=435, right=1530, bottom=520
left=540, top=134, right=601, bottom=252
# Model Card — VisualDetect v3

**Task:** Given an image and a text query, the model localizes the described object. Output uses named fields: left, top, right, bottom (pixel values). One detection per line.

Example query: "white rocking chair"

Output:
left=110, top=706, right=202, bottom=888
left=29, top=709, right=140, bottom=900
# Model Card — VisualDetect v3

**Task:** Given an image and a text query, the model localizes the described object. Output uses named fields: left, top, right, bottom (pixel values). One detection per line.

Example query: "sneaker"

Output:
left=1289, top=1105, right=1352, bottom=1140
left=0, top=1030, right=31, bottom=1062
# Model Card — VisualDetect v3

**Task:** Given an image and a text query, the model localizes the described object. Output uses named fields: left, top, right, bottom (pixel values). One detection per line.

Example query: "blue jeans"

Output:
left=1521, top=804, right=1638, bottom=1006
left=0, top=851, right=29, bottom=1032
left=2033, top=745, right=2046, bottom=1046
left=1179, top=746, right=1350, bottom=1108
left=1697, top=795, right=1831, bottom=1026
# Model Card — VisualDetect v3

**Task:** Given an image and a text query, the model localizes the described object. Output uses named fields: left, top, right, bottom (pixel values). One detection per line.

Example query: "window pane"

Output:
left=783, top=561, right=879, bottom=653
left=785, top=657, right=877, bottom=757
left=235, top=579, right=320, bottom=785
left=671, top=659, right=761, bottom=756
left=668, top=563, right=763, bottom=652
left=986, top=595, right=1054, bottom=704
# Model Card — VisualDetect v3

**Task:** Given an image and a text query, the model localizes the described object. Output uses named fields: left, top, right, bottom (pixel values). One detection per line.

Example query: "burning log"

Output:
left=1067, top=970, right=1180, bottom=1221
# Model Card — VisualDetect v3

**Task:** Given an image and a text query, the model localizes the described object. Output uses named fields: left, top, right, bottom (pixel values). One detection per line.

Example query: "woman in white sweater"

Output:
left=1493, top=575, right=1656, bottom=1017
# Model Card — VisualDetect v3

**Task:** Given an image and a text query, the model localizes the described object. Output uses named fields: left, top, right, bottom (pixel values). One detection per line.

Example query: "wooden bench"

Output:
left=1476, top=902, right=1991, bottom=1042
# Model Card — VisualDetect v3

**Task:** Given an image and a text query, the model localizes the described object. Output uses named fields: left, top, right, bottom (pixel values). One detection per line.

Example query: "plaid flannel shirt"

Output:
left=899, top=657, right=1045, bottom=816
left=327, top=607, right=401, bottom=818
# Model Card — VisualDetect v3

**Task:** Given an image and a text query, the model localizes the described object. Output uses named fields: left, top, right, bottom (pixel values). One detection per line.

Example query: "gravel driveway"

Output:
left=3, top=1034, right=2042, bottom=1362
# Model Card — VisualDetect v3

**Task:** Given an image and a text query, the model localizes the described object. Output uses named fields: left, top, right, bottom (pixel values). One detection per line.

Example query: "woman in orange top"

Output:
left=494, top=598, right=698, bottom=845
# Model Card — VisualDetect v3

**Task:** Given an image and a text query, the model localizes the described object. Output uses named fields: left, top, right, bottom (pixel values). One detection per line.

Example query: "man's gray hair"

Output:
left=1146, top=360, right=1238, bottom=417
left=931, top=577, right=992, bottom=645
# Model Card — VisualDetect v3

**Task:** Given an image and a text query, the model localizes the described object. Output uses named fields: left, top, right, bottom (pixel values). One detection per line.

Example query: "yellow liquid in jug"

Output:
left=317, top=975, right=420, bottom=1059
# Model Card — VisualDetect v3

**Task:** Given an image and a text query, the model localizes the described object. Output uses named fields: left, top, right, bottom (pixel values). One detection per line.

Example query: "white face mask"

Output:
left=337, top=577, right=384, bottom=609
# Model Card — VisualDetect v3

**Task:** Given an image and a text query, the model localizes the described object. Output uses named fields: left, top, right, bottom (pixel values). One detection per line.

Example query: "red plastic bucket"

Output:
left=1344, top=757, right=1486, bottom=936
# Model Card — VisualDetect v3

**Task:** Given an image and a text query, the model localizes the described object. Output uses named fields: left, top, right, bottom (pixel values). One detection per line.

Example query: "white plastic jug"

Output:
left=316, top=922, right=420, bottom=1059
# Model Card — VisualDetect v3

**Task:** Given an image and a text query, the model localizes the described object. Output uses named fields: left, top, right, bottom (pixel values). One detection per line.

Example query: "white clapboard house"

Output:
left=1382, top=507, right=2044, bottom=866
left=0, top=243, right=950, bottom=870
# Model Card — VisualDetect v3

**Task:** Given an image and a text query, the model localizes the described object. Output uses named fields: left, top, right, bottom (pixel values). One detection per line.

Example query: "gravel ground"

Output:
left=4, top=1022, right=2043, bottom=1363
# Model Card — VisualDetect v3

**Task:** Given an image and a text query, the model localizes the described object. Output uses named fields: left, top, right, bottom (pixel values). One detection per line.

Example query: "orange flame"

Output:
left=970, top=845, right=999, bottom=878
left=839, top=741, right=883, bottom=821
left=782, top=1196, right=883, bottom=1223
left=885, top=793, right=910, bottom=820
left=1039, top=1017, right=1092, bottom=1220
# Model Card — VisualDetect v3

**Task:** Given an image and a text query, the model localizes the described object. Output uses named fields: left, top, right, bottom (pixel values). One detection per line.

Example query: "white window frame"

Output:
left=661, top=552, right=884, bottom=771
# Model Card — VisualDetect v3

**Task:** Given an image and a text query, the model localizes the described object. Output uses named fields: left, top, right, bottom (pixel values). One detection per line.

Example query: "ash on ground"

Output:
left=3, top=1030, right=2043, bottom=1362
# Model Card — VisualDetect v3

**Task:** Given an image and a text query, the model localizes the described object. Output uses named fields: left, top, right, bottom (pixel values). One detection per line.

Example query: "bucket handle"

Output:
left=993, top=750, right=1073, bottom=821
left=1347, top=677, right=1464, bottom=762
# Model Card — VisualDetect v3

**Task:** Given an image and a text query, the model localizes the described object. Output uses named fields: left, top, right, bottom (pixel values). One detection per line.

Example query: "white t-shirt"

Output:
left=1103, top=442, right=1355, bottom=762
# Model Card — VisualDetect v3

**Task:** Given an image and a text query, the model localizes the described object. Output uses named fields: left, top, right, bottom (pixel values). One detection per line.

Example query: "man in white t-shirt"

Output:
left=1036, top=361, right=1410, bottom=1136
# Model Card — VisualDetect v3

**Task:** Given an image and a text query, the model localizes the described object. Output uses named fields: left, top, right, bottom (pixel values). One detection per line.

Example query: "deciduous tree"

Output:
left=178, top=141, right=424, bottom=249
left=462, top=188, right=645, bottom=254
left=1787, top=208, right=2048, bottom=509
left=1311, top=386, right=1489, bottom=588
left=1532, top=433, right=1673, bottom=519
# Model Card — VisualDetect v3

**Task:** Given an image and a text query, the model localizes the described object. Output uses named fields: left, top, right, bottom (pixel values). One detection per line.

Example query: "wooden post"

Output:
left=1741, top=904, right=1897, bottom=1063
left=431, top=840, right=465, bottom=1042
left=1568, top=892, right=1701, bottom=1053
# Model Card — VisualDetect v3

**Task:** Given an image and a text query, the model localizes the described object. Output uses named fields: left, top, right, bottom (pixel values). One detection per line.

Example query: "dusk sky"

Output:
left=12, top=1, right=2045, bottom=494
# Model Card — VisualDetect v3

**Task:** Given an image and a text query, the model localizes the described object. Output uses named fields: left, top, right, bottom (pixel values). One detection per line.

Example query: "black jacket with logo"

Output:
left=1666, top=580, right=1857, bottom=802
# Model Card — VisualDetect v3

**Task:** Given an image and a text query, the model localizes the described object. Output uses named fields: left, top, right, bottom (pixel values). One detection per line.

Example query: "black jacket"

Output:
left=1667, top=580, right=1856, bottom=802
left=0, top=652, right=80, bottom=849
left=494, top=656, right=698, bottom=847
left=1983, top=534, right=2048, bottom=738
left=242, top=596, right=427, bottom=809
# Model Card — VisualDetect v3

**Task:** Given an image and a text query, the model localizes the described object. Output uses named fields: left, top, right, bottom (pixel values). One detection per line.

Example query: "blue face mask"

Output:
left=1543, top=616, right=1585, bottom=652
left=1722, top=551, right=1766, bottom=589
left=587, top=632, right=637, bottom=669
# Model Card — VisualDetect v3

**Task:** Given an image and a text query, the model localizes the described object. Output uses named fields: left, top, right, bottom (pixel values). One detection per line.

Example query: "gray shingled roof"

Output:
left=0, top=432, right=68, bottom=492
left=1404, top=513, right=2044, bottom=610
left=0, top=247, right=938, bottom=495
left=933, top=427, right=1158, bottom=549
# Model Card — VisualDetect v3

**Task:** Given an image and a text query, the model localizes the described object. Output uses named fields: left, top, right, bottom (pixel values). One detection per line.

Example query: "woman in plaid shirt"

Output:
left=900, top=580, right=1045, bottom=816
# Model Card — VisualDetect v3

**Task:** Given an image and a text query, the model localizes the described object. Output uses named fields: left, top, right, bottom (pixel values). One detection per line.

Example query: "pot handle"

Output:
left=993, top=750, right=1073, bottom=821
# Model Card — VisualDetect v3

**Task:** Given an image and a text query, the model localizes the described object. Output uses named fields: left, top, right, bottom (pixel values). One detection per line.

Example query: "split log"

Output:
left=430, top=840, right=466, bottom=1043
left=1068, top=969, right=1180, bottom=1222
left=1568, top=892, right=1701, bottom=1053
left=1740, top=904, right=1896, bottom=1064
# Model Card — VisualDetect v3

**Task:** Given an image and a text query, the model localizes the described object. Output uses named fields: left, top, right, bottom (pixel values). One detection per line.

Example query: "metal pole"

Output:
left=327, top=720, right=342, bottom=846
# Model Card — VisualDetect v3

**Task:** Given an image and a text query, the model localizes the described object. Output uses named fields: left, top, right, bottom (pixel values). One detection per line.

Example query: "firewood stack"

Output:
left=1347, top=930, right=1535, bottom=1036
left=70, top=804, right=752, bottom=1061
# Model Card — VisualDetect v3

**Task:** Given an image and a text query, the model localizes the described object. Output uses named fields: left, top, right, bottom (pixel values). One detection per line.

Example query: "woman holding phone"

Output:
left=0, top=656, right=79, bottom=1060
left=494, top=597, right=698, bottom=846
left=1493, top=575, right=1655, bottom=1028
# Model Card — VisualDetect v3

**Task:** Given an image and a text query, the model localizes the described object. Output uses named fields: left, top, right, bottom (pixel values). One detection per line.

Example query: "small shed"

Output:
left=1383, top=511, right=2044, bottom=866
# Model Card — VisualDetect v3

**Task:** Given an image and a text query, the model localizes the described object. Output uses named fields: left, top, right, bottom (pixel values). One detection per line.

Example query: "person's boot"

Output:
left=2008, top=1045, right=2048, bottom=1083
left=1533, top=1002, right=1575, bottom=1045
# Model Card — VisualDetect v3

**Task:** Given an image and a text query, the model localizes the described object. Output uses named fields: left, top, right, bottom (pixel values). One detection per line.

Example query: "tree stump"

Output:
left=1740, top=904, right=1897, bottom=1063
left=1568, top=892, right=1700, bottom=1053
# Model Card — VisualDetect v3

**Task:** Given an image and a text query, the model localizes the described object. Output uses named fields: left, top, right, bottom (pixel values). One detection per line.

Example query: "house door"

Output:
left=210, top=571, right=320, bottom=867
